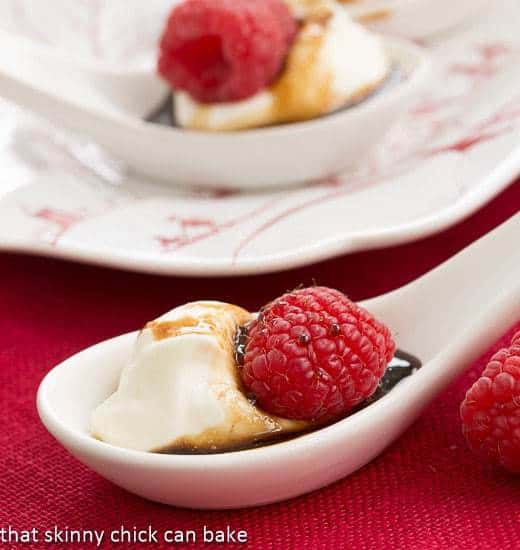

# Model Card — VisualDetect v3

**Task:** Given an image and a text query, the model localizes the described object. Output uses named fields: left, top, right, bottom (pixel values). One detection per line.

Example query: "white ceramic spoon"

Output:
left=0, top=28, right=168, bottom=119
left=37, top=213, right=520, bottom=509
left=0, top=37, right=430, bottom=188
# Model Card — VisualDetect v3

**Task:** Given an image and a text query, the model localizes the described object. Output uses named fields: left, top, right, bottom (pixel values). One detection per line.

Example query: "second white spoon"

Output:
left=37, top=213, right=519, bottom=509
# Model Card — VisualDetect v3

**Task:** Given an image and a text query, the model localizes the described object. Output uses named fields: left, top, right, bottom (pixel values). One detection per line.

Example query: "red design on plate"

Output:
left=155, top=200, right=276, bottom=252
left=450, top=43, right=512, bottom=81
left=28, top=208, right=85, bottom=245
left=232, top=88, right=520, bottom=261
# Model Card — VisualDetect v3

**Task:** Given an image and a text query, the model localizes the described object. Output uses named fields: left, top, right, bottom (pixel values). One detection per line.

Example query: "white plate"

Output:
left=347, top=0, right=493, bottom=39
left=0, top=0, right=519, bottom=276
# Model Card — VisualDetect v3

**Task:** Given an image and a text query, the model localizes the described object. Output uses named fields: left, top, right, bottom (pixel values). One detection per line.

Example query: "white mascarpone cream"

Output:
left=175, top=0, right=391, bottom=131
left=91, top=301, right=308, bottom=452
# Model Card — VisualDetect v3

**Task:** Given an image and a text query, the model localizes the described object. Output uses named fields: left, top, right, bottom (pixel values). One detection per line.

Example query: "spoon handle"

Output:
left=0, top=30, right=166, bottom=119
left=366, top=212, right=520, bottom=361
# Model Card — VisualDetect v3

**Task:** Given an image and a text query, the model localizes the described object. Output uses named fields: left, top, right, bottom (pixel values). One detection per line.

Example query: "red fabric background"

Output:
left=1, top=180, right=519, bottom=549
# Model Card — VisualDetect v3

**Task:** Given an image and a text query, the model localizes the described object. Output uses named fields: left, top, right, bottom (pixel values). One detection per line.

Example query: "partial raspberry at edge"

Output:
left=157, top=0, right=297, bottom=103
left=238, top=286, right=396, bottom=422
left=460, top=331, right=520, bottom=473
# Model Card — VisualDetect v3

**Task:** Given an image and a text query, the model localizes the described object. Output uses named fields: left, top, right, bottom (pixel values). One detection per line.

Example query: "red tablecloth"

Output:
left=1, top=179, right=519, bottom=550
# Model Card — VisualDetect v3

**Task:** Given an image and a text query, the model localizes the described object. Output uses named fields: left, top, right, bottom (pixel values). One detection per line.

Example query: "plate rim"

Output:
left=2, top=146, right=519, bottom=276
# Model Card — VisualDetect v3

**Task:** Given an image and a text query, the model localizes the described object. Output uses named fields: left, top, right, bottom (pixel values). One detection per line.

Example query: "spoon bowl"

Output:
left=37, top=214, right=520, bottom=509
left=0, top=37, right=430, bottom=189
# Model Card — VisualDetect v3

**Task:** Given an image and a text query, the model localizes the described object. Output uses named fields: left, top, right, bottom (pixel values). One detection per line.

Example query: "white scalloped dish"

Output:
left=0, top=0, right=518, bottom=275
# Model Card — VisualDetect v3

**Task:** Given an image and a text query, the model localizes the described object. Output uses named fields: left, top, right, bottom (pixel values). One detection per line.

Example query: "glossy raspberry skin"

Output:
left=460, top=331, right=520, bottom=473
left=157, top=0, right=297, bottom=103
left=239, top=287, right=396, bottom=422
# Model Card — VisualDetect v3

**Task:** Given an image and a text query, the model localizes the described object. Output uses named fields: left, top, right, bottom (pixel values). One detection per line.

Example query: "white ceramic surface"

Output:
left=37, top=214, right=520, bottom=509
left=347, top=0, right=493, bottom=39
left=0, top=0, right=175, bottom=71
left=0, top=37, right=430, bottom=187
left=0, top=29, right=168, bottom=120
left=0, top=0, right=493, bottom=62
left=0, top=0, right=176, bottom=118
left=0, top=0, right=519, bottom=275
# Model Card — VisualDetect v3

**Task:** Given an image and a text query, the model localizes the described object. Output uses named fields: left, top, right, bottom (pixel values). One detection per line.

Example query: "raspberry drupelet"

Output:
left=238, top=286, right=396, bottom=422
left=460, top=331, right=520, bottom=473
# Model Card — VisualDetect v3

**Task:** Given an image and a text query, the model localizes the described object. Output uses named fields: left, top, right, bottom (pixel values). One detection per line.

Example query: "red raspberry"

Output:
left=157, top=0, right=297, bottom=103
left=460, top=331, right=520, bottom=473
left=239, top=287, right=396, bottom=422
